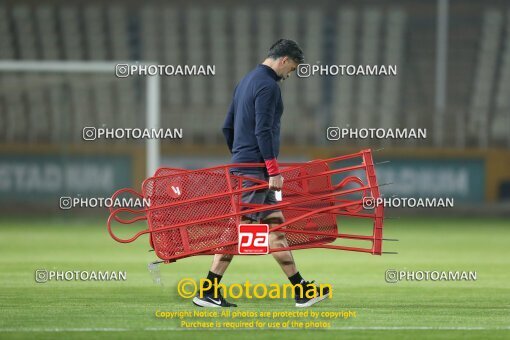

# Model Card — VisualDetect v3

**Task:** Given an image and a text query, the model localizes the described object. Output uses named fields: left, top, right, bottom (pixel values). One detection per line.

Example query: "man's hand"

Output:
left=268, top=174, right=284, bottom=191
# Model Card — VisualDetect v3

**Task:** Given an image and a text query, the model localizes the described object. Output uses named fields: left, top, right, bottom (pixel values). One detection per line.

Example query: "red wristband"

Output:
left=264, top=158, right=280, bottom=176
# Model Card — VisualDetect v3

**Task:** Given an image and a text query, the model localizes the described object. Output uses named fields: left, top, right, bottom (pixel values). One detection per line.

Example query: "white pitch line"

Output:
left=1, top=326, right=509, bottom=332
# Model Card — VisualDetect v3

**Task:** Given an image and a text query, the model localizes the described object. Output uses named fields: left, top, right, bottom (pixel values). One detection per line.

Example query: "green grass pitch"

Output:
left=0, top=216, right=509, bottom=339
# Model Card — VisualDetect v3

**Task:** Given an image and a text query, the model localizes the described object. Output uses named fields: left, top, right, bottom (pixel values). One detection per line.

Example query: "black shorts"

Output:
left=233, top=171, right=281, bottom=222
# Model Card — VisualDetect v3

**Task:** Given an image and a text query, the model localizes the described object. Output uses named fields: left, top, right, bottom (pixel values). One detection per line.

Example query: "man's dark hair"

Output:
left=267, top=39, right=305, bottom=64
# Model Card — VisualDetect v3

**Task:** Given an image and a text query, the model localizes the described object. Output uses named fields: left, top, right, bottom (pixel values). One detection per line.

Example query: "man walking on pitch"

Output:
left=193, top=39, right=330, bottom=308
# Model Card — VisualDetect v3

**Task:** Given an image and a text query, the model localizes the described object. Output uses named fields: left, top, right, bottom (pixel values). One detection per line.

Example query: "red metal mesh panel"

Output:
left=279, top=162, right=337, bottom=247
left=145, top=162, right=339, bottom=258
left=144, top=169, right=241, bottom=258
left=107, top=149, right=384, bottom=261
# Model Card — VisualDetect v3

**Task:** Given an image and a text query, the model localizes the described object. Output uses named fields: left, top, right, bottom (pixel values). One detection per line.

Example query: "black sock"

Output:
left=202, top=271, right=222, bottom=292
left=288, top=271, right=304, bottom=285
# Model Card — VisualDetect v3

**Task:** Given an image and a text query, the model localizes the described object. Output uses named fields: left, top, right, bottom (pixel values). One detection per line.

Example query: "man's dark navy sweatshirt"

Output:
left=222, top=64, right=283, bottom=175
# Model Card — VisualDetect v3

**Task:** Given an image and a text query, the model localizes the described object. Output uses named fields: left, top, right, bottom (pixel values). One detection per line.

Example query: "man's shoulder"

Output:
left=252, top=77, right=278, bottom=95
left=237, top=73, right=277, bottom=97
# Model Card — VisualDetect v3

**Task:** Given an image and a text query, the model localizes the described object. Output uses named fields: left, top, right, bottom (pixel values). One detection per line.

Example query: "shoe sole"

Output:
left=192, top=296, right=221, bottom=308
left=295, top=292, right=330, bottom=308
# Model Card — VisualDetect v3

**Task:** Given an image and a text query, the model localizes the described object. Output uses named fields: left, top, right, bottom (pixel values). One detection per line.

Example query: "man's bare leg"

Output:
left=209, top=213, right=299, bottom=280
left=208, top=213, right=297, bottom=277
left=193, top=220, right=250, bottom=307
left=263, top=211, right=331, bottom=307
left=209, top=253, right=234, bottom=275
left=263, top=211, right=298, bottom=277
left=208, top=218, right=258, bottom=275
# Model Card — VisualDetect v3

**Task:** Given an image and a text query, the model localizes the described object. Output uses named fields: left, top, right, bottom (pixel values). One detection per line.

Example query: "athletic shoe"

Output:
left=192, top=291, right=238, bottom=308
left=294, top=280, right=330, bottom=308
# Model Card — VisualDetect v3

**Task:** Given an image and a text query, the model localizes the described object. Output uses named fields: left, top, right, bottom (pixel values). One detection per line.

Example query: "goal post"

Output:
left=0, top=60, right=161, bottom=177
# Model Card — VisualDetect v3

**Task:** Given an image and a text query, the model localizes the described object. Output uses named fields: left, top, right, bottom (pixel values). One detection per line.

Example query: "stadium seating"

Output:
left=0, top=3, right=508, bottom=147
left=491, top=9, right=510, bottom=145
left=468, top=9, right=503, bottom=147
left=332, top=8, right=357, bottom=128
left=379, top=8, right=406, bottom=148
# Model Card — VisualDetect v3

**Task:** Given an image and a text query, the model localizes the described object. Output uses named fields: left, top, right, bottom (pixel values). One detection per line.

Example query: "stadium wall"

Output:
left=1, top=144, right=508, bottom=214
